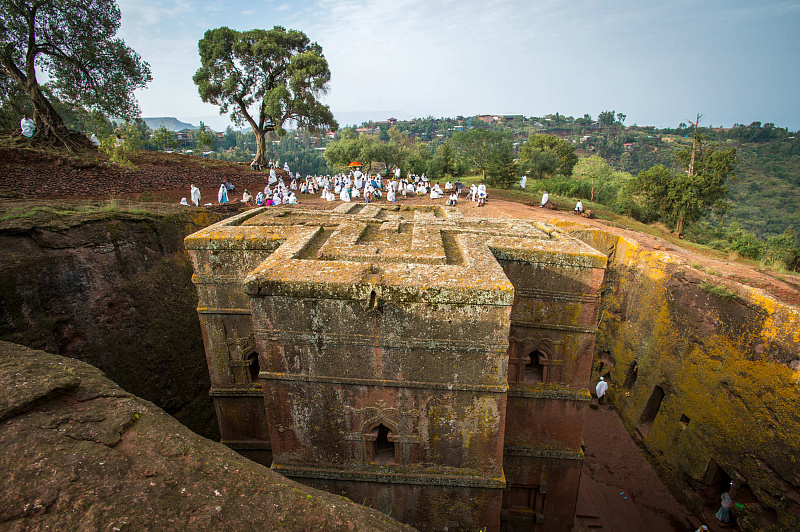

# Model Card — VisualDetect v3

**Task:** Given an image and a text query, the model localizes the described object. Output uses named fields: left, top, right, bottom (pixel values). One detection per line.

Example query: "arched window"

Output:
left=524, top=350, right=547, bottom=383
left=370, top=423, right=397, bottom=464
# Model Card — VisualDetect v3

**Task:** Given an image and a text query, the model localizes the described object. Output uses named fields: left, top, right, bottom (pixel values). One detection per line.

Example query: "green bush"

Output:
left=764, top=228, right=800, bottom=269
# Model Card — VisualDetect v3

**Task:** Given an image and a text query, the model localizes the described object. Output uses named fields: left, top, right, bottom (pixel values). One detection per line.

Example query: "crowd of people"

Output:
left=181, top=167, right=492, bottom=209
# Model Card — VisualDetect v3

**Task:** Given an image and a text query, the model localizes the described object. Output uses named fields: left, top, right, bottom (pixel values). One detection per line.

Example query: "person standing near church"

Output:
left=596, top=377, right=608, bottom=404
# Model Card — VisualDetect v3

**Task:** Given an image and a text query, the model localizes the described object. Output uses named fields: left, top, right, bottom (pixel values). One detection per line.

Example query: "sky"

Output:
left=116, top=0, right=800, bottom=131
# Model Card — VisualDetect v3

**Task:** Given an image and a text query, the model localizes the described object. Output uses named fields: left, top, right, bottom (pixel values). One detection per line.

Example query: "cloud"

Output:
left=117, top=0, right=193, bottom=27
left=117, top=0, right=800, bottom=129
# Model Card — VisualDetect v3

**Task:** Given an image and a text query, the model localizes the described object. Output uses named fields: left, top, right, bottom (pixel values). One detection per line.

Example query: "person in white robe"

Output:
left=364, top=183, right=374, bottom=203
left=446, top=192, right=458, bottom=206
left=444, top=181, right=453, bottom=191
left=520, top=175, right=527, bottom=189
left=269, top=168, right=277, bottom=185
left=430, top=183, right=443, bottom=200
left=241, top=189, right=253, bottom=203
left=290, top=179, right=297, bottom=190
left=288, top=192, right=298, bottom=204
left=284, top=161, right=290, bottom=174
left=255, top=192, right=265, bottom=206
left=20, top=115, right=35, bottom=138
left=540, top=191, right=549, bottom=207
left=340, top=186, right=351, bottom=202
left=180, top=197, right=189, bottom=206
left=469, top=184, right=478, bottom=202
left=575, top=200, right=584, bottom=214
left=477, top=183, right=487, bottom=207
left=218, top=184, right=228, bottom=204
left=387, top=187, right=396, bottom=202
left=596, top=377, right=608, bottom=404
left=89, top=133, right=101, bottom=147
left=416, top=183, right=426, bottom=196
left=190, top=185, right=201, bottom=207
left=273, top=192, right=281, bottom=205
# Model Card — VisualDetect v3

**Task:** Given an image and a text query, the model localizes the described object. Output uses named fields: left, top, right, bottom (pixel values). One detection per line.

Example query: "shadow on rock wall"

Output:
left=0, top=206, right=224, bottom=440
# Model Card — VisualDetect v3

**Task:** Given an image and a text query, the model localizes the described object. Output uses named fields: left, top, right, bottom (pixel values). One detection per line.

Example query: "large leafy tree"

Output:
left=451, top=129, right=512, bottom=184
left=486, top=137, right=516, bottom=188
left=0, top=0, right=151, bottom=147
left=518, top=134, right=578, bottom=178
left=194, top=26, right=338, bottom=167
left=634, top=116, right=736, bottom=237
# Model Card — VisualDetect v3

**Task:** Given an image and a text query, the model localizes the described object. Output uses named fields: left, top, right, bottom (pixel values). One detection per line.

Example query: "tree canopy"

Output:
left=0, top=0, right=151, bottom=146
left=518, top=134, right=578, bottom=178
left=451, top=129, right=512, bottom=184
left=193, top=26, right=337, bottom=166
left=633, top=125, right=737, bottom=237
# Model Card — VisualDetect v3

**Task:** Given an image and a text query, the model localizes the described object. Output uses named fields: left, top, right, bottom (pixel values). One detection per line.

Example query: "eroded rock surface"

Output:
left=0, top=206, right=225, bottom=439
left=0, top=341, right=415, bottom=531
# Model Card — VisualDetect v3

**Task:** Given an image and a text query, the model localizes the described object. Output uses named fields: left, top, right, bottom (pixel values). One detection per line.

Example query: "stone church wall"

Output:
left=567, top=227, right=800, bottom=532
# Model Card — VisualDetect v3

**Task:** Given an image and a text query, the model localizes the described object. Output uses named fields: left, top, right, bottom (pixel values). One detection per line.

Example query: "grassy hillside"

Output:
left=726, top=141, right=800, bottom=240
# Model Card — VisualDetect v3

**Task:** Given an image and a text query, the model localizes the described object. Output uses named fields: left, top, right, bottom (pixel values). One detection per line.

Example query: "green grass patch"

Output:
left=700, top=281, right=737, bottom=300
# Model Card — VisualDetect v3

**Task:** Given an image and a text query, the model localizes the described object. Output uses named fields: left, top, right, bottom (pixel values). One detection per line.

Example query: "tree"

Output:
left=633, top=115, right=737, bottom=237
left=451, top=129, right=511, bottom=184
left=520, top=147, right=559, bottom=179
left=194, top=26, right=338, bottom=167
left=325, top=136, right=366, bottom=171
left=486, top=138, right=516, bottom=188
left=434, top=142, right=455, bottom=177
left=0, top=0, right=151, bottom=148
left=598, top=110, right=616, bottom=129
left=518, top=134, right=578, bottom=178
left=196, top=122, right=216, bottom=152
left=152, top=126, right=177, bottom=151
left=573, top=155, right=613, bottom=201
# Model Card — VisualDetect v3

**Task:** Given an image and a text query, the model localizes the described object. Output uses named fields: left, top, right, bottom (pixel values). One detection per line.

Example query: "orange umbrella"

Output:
left=348, top=161, right=362, bottom=167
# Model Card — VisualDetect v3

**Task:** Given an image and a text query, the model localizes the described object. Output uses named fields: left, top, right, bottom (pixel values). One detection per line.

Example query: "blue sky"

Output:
left=117, top=0, right=800, bottom=131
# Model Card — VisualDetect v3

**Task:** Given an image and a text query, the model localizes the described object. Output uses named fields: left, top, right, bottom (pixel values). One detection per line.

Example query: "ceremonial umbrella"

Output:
left=348, top=161, right=362, bottom=167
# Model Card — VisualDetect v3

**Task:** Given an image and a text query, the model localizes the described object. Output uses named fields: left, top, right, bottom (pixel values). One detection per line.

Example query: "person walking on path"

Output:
left=596, top=377, right=608, bottom=405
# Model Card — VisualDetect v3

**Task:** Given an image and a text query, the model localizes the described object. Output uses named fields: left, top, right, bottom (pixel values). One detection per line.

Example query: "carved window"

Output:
left=524, top=350, right=548, bottom=383
left=367, top=423, right=398, bottom=465
left=247, top=352, right=260, bottom=383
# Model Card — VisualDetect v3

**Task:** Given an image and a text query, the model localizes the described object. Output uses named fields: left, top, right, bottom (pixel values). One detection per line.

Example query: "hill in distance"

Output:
left=142, top=117, right=198, bottom=131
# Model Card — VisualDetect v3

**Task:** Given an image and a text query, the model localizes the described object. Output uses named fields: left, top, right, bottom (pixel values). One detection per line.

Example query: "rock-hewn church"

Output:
left=186, top=204, right=606, bottom=531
